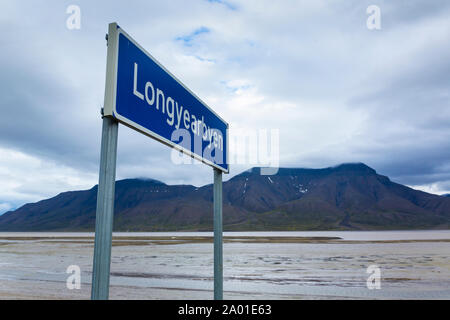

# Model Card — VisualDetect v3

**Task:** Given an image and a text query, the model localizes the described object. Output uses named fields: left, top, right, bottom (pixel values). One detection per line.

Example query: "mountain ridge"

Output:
left=0, top=163, right=449, bottom=231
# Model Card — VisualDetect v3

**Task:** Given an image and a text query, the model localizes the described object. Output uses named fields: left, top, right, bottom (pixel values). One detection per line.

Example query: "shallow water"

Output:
left=2, top=229, right=450, bottom=240
left=0, top=231, right=449, bottom=299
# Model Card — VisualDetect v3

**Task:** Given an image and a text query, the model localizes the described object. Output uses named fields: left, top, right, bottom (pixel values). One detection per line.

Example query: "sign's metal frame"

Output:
left=103, top=22, right=229, bottom=173
left=91, top=22, right=225, bottom=301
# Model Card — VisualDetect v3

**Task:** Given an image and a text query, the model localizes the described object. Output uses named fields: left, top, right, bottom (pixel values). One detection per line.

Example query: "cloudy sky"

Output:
left=1, top=0, right=449, bottom=214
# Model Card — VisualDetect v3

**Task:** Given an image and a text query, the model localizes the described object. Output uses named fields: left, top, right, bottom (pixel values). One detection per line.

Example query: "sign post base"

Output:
left=91, top=116, right=118, bottom=300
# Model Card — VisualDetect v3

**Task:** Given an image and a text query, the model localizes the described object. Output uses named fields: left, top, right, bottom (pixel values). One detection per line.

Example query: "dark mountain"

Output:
left=0, top=163, right=449, bottom=231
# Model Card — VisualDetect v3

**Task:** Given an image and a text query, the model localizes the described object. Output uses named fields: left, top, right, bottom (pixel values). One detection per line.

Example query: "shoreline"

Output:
left=1, top=234, right=450, bottom=246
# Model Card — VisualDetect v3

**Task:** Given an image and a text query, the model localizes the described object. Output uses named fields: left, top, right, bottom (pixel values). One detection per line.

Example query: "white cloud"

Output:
left=0, top=203, right=13, bottom=215
left=409, top=183, right=450, bottom=196
left=0, top=147, right=97, bottom=206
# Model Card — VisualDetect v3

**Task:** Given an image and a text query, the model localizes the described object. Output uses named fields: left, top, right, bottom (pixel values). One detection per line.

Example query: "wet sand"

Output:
left=0, top=232, right=449, bottom=300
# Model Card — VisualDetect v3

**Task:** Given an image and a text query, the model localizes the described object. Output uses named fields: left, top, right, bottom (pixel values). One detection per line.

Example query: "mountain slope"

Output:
left=0, top=163, right=449, bottom=231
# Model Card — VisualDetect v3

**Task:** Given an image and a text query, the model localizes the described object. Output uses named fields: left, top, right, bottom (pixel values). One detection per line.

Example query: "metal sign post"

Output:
left=91, top=115, right=118, bottom=300
left=213, top=168, right=223, bottom=300
left=91, top=22, right=228, bottom=300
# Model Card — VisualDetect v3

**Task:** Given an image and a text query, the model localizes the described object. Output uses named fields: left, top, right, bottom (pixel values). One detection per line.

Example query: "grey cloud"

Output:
left=0, top=0, right=449, bottom=208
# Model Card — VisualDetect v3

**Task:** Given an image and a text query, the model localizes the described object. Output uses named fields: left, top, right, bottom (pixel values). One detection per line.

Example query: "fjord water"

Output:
left=0, top=230, right=449, bottom=299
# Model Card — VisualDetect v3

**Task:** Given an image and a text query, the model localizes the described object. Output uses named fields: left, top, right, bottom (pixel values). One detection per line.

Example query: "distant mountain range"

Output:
left=0, top=163, right=449, bottom=231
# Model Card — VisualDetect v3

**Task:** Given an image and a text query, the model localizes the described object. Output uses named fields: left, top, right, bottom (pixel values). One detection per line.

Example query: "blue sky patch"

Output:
left=176, top=26, right=210, bottom=46
left=206, top=0, right=237, bottom=11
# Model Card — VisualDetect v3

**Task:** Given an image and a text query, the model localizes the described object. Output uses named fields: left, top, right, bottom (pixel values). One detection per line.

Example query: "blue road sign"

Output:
left=103, top=23, right=228, bottom=172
